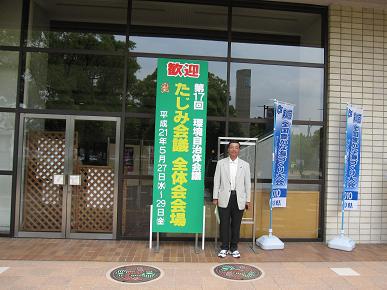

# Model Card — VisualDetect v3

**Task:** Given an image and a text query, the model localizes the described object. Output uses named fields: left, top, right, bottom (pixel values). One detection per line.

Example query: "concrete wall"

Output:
left=326, top=4, right=387, bottom=243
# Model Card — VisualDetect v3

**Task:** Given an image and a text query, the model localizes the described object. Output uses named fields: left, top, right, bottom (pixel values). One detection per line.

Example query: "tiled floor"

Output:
left=1, top=238, right=387, bottom=289
left=1, top=238, right=387, bottom=262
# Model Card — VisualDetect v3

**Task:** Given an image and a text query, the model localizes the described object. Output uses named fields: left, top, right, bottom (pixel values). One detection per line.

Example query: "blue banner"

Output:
left=271, top=101, right=294, bottom=208
left=343, top=105, right=363, bottom=210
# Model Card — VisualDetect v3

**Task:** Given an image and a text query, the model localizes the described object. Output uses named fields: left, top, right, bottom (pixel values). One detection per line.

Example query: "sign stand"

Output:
left=214, top=137, right=258, bottom=253
left=194, top=206, right=206, bottom=253
left=150, top=205, right=206, bottom=253
left=327, top=201, right=355, bottom=251
left=256, top=201, right=284, bottom=250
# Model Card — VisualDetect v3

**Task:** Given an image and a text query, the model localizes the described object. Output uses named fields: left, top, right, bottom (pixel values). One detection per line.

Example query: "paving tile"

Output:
left=318, top=276, right=356, bottom=290
left=330, top=267, right=360, bottom=276
left=0, top=267, right=9, bottom=274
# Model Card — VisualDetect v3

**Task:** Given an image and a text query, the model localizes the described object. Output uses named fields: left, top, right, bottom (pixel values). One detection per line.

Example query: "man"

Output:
left=213, top=140, right=251, bottom=258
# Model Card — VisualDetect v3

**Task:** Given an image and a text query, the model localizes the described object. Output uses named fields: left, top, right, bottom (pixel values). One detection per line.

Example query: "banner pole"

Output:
left=269, top=100, right=276, bottom=238
left=256, top=99, right=285, bottom=250
left=341, top=194, right=345, bottom=235
left=341, top=106, right=350, bottom=237
left=269, top=193, right=273, bottom=237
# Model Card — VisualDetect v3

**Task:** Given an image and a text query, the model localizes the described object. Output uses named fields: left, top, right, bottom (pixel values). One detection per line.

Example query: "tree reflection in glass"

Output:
left=24, top=33, right=132, bottom=111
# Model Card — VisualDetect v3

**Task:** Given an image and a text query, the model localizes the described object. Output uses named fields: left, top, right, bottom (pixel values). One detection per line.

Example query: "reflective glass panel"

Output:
left=232, top=7, right=323, bottom=63
left=0, top=51, right=18, bottom=108
left=130, top=36, right=227, bottom=57
left=23, top=52, right=124, bottom=111
left=241, top=183, right=320, bottom=239
left=0, top=0, right=22, bottom=46
left=255, top=125, right=323, bottom=180
left=0, top=113, right=15, bottom=170
left=232, top=43, right=324, bottom=63
left=130, top=1, right=227, bottom=56
left=123, top=118, right=155, bottom=176
left=204, top=121, right=226, bottom=198
left=122, top=178, right=152, bottom=238
left=0, top=175, right=12, bottom=234
left=132, top=1, right=227, bottom=31
left=27, top=0, right=127, bottom=50
left=228, top=122, right=273, bottom=139
left=127, top=58, right=228, bottom=116
left=230, top=63, right=324, bottom=121
left=122, top=117, right=154, bottom=238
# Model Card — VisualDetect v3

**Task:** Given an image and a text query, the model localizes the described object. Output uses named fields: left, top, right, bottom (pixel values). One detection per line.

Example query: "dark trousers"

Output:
left=218, top=194, right=244, bottom=252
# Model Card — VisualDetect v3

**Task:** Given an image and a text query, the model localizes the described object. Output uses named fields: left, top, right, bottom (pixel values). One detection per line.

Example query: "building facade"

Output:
left=0, top=0, right=385, bottom=243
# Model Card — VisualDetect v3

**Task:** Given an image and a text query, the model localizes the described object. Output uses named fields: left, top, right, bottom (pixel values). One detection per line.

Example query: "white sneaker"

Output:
left=218, top=249, right=228, bottom=258
left=231, top=250, right=240, bottom=258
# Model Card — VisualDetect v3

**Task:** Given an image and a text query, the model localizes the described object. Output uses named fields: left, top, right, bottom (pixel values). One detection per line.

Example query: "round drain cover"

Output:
left=213, top=263, right=263, bottom=281
left=108, top=265, right=162, bottom=284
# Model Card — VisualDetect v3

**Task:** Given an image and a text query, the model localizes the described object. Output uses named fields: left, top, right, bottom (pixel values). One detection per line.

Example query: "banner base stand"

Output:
left=256, top=234, right=284, bottom=250
left=328, top=234, right=355, bottom=252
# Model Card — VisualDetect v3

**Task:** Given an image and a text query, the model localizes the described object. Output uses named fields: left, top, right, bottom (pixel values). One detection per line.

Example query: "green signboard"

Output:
left=152, top=58, right=208, bottom=233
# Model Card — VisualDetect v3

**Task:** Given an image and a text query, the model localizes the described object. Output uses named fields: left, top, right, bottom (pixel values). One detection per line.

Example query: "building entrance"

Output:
left=15, top=114, right=120, bottom=239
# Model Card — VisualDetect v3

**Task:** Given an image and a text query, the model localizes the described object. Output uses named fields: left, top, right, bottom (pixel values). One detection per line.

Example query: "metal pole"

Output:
left=269, top=192, right=273, bottom=237
left=149, top=205, right=153, bottom=249
left=202, top=205, right=205, bottom=250
left=341, top=194, right=345, bottom=236
left=155, top=232, right=160, bottom=253
left=340, top=107, right=349, bottom=236
left=215, top=137, right=220, bottom=251
left=214, top=208, right=218, bottom=251
left=252, top=140, right=258, bottom=252
left=195, top=234, right=199, bottom=254
left=269, top=102, right=277, bottom=238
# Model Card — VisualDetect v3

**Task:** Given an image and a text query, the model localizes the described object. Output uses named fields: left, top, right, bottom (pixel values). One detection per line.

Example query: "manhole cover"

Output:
left=108, top=265, right=162, bottom=284
left=213, top=263, right=263, bottom=281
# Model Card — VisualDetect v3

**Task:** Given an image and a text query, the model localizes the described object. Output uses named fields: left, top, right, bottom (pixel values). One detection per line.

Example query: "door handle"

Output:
left=53, top=174, right=65, bottom=185
left=69, top=175, right=81, bottom=186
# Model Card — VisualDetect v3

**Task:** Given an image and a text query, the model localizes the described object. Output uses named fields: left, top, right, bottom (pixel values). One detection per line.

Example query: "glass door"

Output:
left=15, top=114, right=120, bottom=239
left=67, top=117, right=119, bottom=239
left=16, top=115, right=68, bottom=237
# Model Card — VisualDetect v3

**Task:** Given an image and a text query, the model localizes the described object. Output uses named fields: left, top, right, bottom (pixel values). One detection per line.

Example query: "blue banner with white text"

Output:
left=271, top=101, right=294, bottom=208
left=343, top=105, right=363, bottom=210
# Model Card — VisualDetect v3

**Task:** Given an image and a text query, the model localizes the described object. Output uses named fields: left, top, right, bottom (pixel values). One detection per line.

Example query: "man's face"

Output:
left=228, top=142, right=240, bottom=160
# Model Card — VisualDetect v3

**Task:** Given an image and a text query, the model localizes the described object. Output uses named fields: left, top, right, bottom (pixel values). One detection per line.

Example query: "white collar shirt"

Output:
left=229, top=157, right=238, bottom=190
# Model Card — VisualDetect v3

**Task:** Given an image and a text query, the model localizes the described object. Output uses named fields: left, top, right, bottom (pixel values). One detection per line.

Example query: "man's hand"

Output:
left=213, top=199, right=218, bottom=205
left=245, top=202, right=250, bottom=210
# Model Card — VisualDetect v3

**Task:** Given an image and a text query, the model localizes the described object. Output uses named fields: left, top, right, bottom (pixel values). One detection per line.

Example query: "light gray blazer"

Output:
left=213, top=157, right=251, bottom=210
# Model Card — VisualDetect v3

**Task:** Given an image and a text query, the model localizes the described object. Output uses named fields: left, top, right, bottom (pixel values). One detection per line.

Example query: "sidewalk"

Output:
left=1, top=238, right=387, bottom=289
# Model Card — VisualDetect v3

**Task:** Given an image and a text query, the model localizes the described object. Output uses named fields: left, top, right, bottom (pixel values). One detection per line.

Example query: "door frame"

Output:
left=14, top=114, right=120, bottom=239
